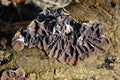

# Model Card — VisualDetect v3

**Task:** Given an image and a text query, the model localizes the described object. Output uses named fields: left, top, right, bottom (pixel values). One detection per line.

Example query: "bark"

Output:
left=0, top=0, right=120, bottom=79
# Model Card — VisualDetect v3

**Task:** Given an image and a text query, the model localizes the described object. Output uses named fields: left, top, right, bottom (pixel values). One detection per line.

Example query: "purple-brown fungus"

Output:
left=1, top=68, right=25, bottom=80
left=12, top=8, right=110, bottom=66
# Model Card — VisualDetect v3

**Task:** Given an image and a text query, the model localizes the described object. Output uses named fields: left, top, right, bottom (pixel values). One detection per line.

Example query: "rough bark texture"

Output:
left=0, top=0, right=120, bottom=80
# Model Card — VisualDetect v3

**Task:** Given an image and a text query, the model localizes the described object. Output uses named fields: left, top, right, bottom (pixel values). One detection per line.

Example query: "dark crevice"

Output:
left=110, top=2, right=116, bottom=8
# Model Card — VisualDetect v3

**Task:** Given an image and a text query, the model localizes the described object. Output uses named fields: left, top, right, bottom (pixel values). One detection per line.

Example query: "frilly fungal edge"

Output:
left=12, top=8, right=111, bottom=66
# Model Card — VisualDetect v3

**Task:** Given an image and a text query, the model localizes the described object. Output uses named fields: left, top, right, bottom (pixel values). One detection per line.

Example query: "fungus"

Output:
left=1, top=68, right=25, bottom=80
left=12, top=8, right=110, bottom=66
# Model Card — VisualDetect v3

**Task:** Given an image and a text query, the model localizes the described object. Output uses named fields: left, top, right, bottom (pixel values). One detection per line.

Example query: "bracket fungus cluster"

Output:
left=12, top=8, right=110, bottom=66
left=1, top=68, right=25, bottom=80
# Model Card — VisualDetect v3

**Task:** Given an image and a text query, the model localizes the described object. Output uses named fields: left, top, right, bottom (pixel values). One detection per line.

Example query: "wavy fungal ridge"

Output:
left=1, top=68, right=25, bottom=80
left=12, top=8, right=110, bottom=66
